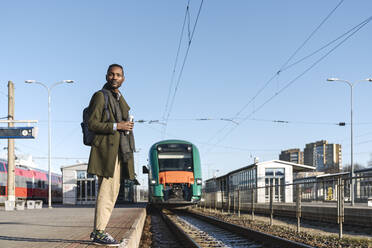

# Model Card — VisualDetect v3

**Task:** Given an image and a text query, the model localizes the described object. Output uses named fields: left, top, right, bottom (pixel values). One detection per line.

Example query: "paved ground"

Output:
left=0, top=203, right=146, bottom=248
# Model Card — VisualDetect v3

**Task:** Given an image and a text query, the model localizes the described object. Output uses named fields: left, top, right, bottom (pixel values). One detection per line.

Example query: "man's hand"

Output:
left=117, top=121, right=134, bottom=131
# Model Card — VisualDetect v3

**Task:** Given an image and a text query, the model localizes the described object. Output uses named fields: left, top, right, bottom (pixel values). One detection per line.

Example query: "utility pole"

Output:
left=7, top=81, right=15, bottom=201
left=327, top=77, right=372, bottom=205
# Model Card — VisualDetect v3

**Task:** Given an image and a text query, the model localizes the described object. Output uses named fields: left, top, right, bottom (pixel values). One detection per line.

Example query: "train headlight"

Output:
left=150, top=179, right=156, bottom=185
left=196, top=178, right=202, bottom=185
left=157, top=146, right=162, bottom=152
left=187, top=146, right=192, bottom=152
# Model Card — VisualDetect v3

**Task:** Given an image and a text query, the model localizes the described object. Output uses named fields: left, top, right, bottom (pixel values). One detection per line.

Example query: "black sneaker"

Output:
left=90, top=231, right=95, bottom=240
left=92, top=231, right=120, bottom=246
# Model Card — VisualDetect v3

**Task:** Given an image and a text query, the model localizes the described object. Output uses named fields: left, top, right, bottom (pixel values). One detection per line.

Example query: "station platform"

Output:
left=0, top=203, right=147, bottom=248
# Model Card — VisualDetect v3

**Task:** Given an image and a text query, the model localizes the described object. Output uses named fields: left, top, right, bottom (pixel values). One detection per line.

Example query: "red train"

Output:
left=0, top=159, right=62, bottom=203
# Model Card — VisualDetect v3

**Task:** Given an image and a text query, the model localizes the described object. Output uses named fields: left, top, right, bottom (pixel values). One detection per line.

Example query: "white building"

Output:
left=61, top=163, right=97, bottom=205
left=61, top=163, right=139, bottom=205
left=254, top=160, right=314, bottom=202
left=205, top=160, right=315, bottom=203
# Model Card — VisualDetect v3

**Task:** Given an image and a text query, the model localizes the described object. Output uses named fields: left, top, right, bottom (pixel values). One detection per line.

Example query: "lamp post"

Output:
left=326, top=77, right=372, bottom=206
left=25, top=80, right=74, bottom=208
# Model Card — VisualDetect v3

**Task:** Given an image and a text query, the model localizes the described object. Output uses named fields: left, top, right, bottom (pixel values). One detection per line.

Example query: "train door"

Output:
left=265, top=168, right=285, bottom=202
left=76, top=171, right=96, bottom=204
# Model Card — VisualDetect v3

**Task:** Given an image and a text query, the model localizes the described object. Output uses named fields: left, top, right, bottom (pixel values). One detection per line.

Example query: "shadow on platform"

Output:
left=51, top=203, right=146, bottom=209
left=0, top=221, right=91, bottom=229
left=0, top=235, right=90, bottom=245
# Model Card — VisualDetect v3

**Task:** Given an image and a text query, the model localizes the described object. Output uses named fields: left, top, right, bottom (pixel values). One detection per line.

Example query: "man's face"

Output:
left=106, top=66, right=125, bottom=89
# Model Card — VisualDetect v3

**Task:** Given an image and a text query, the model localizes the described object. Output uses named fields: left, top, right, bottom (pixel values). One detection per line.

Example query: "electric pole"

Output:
left=7, top=81, right=15, bottom=201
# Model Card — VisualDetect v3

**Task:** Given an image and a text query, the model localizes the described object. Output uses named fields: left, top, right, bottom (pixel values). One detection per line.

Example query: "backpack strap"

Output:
left=100, top=90, right=110, bottom=121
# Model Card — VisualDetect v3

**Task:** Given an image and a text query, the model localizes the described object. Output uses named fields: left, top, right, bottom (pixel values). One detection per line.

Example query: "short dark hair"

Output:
left=107, top=64, right=124, bottom=75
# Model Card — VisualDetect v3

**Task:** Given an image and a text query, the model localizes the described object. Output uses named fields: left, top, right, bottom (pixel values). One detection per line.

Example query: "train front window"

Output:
left=158, top=153, right=193, bottom=172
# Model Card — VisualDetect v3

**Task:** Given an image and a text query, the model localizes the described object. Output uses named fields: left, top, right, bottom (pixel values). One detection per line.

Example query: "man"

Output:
left=87, top=64, right=135, bottom=246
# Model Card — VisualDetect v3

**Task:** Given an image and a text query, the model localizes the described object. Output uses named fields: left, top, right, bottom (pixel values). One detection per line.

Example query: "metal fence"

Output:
left=199, top=175, right=372, bottom=239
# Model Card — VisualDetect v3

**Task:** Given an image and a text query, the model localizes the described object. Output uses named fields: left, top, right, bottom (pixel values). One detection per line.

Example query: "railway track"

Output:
left=195, top=205, right=372, bottom=239
left=140, top=207, right=184, bottom=248
left=144, top=207, right=314, bottom=248
left=167, top=211, right=262, bottom=247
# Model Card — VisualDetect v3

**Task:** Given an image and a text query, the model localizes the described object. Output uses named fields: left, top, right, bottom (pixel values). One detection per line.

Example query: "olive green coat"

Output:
left=87, top=90, right=135, bottom=179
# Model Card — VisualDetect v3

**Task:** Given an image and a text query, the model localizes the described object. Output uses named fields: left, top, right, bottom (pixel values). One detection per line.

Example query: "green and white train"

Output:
left=143, top=140, right=202, bottom=205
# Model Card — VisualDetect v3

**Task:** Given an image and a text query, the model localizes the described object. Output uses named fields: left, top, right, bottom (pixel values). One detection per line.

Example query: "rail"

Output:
left=161, top=208, right=314, bottom=248
left=159, top=208, right=200, bottom=248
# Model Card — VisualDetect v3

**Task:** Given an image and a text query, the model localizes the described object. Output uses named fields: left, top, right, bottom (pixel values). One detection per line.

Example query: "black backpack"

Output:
left=81, top=90, right=110, bottom=146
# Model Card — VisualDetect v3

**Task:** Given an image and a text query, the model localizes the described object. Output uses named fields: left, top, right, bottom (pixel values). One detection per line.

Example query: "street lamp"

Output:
left=326, top=77, right=372, bottom=206
left=25, top=80, right=74, bottom=208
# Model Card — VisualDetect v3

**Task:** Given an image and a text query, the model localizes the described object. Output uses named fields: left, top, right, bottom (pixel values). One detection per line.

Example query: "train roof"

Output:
left=0, top=158, right=61, bottom=176
left=150, top=139, right=195, bottom=146
left=149, top=140, right=197, bottom=151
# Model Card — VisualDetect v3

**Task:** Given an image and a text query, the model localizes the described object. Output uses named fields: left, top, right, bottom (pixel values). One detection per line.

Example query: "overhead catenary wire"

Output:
left=137, top=117, right=364, bottom=126
left=242, top=16, right=372, bottom=123
left=162, top=0, right=190, bottom=122
left=162, top=0, right=204, bottom=138
left=328, top=131, right=372, bottom=146
left=238, top=0, right=345, bottom=118
left=163, top=0, right=204, bottom=135
left=205, top=1, right=345, bottom=145
left=1, top=142, right=47, bottom=158
left=249, top=118, right=348, bottom=126
left=280, top=16, right=372, bottom=72
left=279, top=0, right=345, bottom=71
left=35, top=117, right=372, bottom=126
left=139, top=121, right=280, bottom=153
left=207, top=15, right=372, bottom=150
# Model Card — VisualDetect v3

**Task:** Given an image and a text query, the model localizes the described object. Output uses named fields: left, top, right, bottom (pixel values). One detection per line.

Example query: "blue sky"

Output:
left=0, top=1, right=372, bottom=186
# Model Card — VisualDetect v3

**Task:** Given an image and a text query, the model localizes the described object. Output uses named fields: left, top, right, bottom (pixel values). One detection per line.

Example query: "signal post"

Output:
left=0, top=81, right=37, bottom=209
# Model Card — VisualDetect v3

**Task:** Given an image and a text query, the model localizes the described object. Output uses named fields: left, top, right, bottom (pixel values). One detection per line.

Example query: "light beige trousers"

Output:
left=94, top=156, right=121, bottom=231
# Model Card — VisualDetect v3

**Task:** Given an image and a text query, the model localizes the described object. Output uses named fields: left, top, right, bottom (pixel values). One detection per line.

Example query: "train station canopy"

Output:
left=206, top=159, right=316, bottom=183
left=227, top=159, right=316, bottom=175
left=260, top=160, right=316, bottom=172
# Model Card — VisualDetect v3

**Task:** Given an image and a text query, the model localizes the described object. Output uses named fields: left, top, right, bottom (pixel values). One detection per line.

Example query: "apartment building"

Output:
left=304, top=140, right=342, bottom=173
left=279, top=149, right=304, bottom=164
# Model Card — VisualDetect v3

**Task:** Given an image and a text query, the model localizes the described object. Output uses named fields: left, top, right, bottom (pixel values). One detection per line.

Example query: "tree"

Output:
left=342, top=163, right=366, bottom=172
left=368, top=153, right=372, bottom=167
